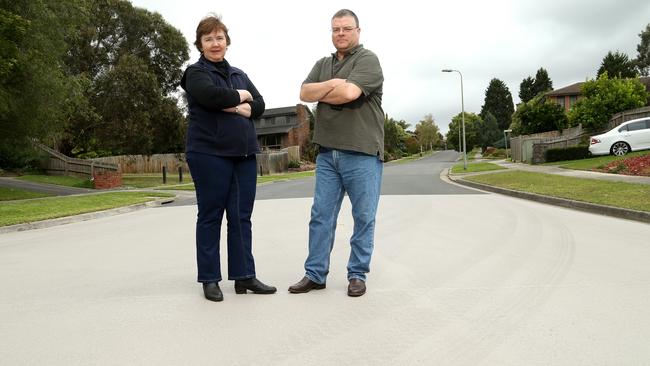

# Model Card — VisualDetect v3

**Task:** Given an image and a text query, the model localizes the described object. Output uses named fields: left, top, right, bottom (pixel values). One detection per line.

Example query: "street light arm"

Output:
left=442, top=68, right=467, bottom=170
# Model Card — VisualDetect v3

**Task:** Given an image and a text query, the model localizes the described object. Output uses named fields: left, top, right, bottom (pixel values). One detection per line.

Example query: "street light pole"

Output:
left=442, top=69, right=467, bottom=170
left=503, top=129, right=512, bottom=161
left=458, top=125, right=461, bottom=154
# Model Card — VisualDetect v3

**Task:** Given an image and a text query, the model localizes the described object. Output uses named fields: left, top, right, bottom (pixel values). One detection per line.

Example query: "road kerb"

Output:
left=447, top=173, right=650, bottom=224
left=0, top=197, right=174, bottom=234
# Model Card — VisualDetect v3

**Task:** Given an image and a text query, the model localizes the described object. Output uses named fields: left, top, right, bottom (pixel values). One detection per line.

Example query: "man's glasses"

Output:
left=331, top=27, right=358, bottom=34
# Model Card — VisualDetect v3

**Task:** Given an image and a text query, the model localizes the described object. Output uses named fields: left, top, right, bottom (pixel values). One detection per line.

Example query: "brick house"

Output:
left=253, top=104, right=312, bottom=151
left=546, top=76, right=650, bottom=112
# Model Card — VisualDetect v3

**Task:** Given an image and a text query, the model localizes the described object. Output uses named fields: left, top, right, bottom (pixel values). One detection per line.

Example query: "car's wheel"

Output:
left=610, top=141, right=630, bottom=156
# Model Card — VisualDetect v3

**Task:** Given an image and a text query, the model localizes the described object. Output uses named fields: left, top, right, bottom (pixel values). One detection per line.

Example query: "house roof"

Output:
left=253, top=104, right=308, bottom=136
left=546, top=82, right=582, bottom=97
left=255, top=125, right=294, bottom=136
left=547, top=76, right=650, bottom=97
left=260, top=106, right=298, bottom=118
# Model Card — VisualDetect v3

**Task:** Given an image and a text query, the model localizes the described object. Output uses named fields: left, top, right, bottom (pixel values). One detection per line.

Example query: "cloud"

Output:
left=130, top=0, right=650, bottom=135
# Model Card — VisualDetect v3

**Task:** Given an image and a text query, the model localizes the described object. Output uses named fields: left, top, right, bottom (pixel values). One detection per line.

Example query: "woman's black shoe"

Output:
left=202, top=282, right=223, bottom=302
left=234, top=278, right=277, bottom=294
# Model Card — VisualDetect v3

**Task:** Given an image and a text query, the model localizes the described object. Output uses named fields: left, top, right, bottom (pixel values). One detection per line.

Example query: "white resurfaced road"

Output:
left=1, top=194, right=650, bottom=365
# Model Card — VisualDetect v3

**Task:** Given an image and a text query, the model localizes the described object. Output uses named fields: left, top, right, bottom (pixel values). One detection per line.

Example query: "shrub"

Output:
left=483, top=146, right=497, bottom=156
left=483, top=147, right=506, bottom=158
left=0, top=140, right=47, bottom=171
left=545, top=145, right=591, bottom=162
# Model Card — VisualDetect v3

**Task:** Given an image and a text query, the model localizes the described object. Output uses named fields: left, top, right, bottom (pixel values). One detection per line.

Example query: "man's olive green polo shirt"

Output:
left=304, top=44, right=385, bottom=160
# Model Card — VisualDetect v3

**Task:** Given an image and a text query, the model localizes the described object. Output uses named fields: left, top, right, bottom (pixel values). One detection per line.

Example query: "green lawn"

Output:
left=0, top=191, right=173, bottom=227
left=257, top=171, right=315, bottom=184
left=546, top=151, right=650, bottom=171
left=124, top=170, right=317, bottom=191
left=122, top=174, right=192, bottom=188
left=156, top=183, right=197, bottom=191
left=451, top=162, right=507, bottom=174
left=387, top=151, right=434, bottom=164
left=17, top=174, right=93, bottom=188
left=0, top=187, right=52, bottom=201
left=464, top=170, right=650, bottom=212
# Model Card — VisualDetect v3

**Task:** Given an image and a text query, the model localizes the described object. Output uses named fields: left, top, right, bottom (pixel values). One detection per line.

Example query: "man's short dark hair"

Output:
left=332, top=9, right=359, bottom=27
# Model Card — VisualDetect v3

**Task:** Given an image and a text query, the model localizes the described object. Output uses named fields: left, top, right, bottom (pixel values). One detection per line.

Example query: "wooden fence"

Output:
left=93, top=154, right=188, bottom=174
left=35, top=142, right=118, bottom=178
left=35, top=145, right=301, bottom=176
left=509, top=125, right=584, bottom=164
left=93, top=148, right=299, bottom=175
left=607, top=106, right=650, bottom=130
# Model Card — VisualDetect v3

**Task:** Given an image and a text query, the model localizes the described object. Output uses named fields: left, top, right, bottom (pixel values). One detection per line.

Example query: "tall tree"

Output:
left=568, top=73, right=648, bottom=131
left=448, top=112, right=481, bottom=153
left=597, top=51, right=637, bottom=78
left=635, top=23, right=650, bottom=76
left=415, top=114, right=440, bottom=151
left=519, top=76, right=535, bottom=103
left=446, top=117, right=462, bottom=152
left=480, top=78, right=514, bottom=131
left=532, top=68, right=553, bottom=95
left=478, top=112, right=501, bottom=150
left=384, top=116, right=408, bottom=159
left=0, top=0, right=86, bottom=168
left=62, top=0, right=189, bottom=156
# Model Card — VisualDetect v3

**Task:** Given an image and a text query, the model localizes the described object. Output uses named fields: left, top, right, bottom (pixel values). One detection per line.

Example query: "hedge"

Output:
left=545, top=145, right=591, bottom=162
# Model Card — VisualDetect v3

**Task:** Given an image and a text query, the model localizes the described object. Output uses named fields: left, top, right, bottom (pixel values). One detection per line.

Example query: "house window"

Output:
left=556, top=97, right=565, bottom=108
left=260, top=134, right=283, bottom=150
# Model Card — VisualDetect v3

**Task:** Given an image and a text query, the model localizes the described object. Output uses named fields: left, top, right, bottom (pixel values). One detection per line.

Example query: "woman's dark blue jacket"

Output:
left=181, top=56, right=265, bottom=157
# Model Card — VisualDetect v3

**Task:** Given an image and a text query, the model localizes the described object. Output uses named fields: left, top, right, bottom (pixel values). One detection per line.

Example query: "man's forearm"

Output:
left=319, top=82, right=363, bottom=105
left=300, top=78, right=346, bottom=102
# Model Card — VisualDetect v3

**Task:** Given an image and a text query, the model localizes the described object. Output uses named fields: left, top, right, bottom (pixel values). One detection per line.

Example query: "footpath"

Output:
left=447, top=157, right=650, bottom=223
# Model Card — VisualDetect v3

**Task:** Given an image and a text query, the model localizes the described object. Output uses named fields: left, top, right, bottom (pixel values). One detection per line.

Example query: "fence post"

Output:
left=162, top=166, right=167, bottom=184
left=178, top=166, right=183, bottom=183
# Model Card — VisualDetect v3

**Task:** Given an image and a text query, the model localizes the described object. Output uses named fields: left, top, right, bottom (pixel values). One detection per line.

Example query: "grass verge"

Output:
left=463, top=171, right=650, bottom=212
left=122, top=174, right=192, bottom=188
left=0, top=187, right=52, bottom=201
left=0, top=191, right=173, bottom=227
left=258, top=171, right=314, bottom=184
left=451, top=162, right=507, bottom=174
left=17, top=175, right=93, bottom=188
left=125, top=170, right=317, bottom=189
left=546, top=151, right=650, bottom=170
left=388, top=151, right=434, bottom=164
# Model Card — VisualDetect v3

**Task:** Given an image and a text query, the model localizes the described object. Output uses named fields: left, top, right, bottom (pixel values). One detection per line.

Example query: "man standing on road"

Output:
left=288, top=9, right=384, bottom=297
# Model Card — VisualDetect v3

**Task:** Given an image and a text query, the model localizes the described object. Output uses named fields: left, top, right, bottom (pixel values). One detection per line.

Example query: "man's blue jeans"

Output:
left=304, top=149, right=383, bottom=284
left=186, top=152, right=257, bottom=283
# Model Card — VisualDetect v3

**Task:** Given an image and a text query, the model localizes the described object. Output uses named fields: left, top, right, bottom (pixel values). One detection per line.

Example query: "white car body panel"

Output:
left=588, top=117, right=650, bottom=156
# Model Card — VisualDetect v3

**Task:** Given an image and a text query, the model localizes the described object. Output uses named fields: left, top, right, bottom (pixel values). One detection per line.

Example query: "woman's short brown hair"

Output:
left=194, top=14, right=231, bottom=53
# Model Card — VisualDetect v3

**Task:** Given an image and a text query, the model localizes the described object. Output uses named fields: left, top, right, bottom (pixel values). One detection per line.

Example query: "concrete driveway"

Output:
left=2, top=181, right=650, bottom=365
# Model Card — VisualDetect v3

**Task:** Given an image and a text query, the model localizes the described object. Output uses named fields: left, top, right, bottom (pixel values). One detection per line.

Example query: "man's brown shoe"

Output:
left=347, top=279, right=366, bottom=297
left=288, top=276, right=326, bottom=293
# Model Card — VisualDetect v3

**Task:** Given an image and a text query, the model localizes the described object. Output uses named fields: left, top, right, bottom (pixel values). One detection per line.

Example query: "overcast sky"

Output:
left=130, top=0, right=650, bottom=135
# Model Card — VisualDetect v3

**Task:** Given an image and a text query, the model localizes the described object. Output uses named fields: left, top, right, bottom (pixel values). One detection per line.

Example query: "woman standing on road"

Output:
left=181, top=14, right=276, bottom=302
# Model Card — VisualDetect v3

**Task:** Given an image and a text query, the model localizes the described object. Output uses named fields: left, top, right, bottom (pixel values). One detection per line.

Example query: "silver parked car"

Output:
left=589, top=117, right=650, bottom=156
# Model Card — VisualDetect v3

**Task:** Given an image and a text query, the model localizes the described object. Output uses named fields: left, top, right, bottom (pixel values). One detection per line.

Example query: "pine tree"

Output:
left=635, top=23, right=650, bottom=76
left=597, top=51, right=637, bottom=78
left=532, top=68, right=553, bottom=95
left=480, top=78, right=515, bottom=131
left=519, top=76, right=535, bottom=103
